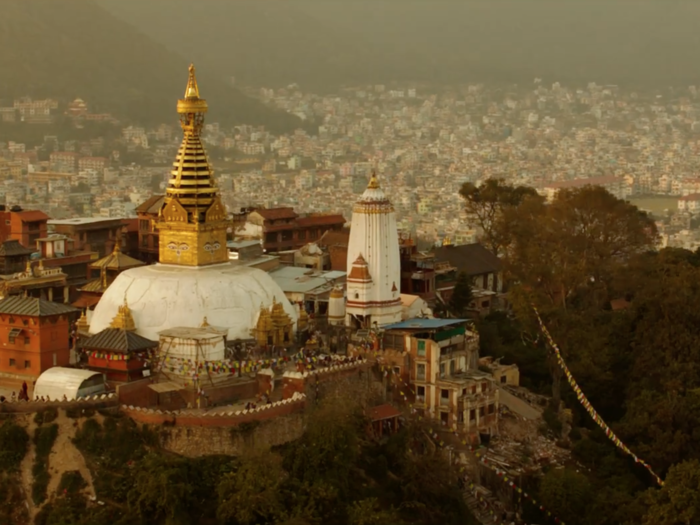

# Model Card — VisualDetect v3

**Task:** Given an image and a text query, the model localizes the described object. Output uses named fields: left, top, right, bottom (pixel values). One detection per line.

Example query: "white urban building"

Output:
left=345, top=173, right=402, bottom=328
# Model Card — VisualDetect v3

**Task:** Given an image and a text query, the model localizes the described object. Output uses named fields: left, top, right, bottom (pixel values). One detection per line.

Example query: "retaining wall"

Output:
left=0, top=393, right=118, bottom=413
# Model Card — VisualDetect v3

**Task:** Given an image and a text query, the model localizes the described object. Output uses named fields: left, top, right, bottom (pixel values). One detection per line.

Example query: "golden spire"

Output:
left=184, top=64, right=200, bottom=99
left=76, top=310, right=90, bottom=334
left=443, top=236, right=453, bottom=247
left=157, top=64, right=229, bottom=267
left=367, top=170, right=380, bottom=190
left=113, top=242, right=121, bottom=254
left=176, top=63, right=209, bottom=132
left=201, top=316, right=210, bottom=327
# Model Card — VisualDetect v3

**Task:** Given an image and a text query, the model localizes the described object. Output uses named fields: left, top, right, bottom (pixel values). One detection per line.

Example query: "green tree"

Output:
left=347, top=497, right=402, bottom=525
left=538, top=467, right=593, bottom=525
left=505, top=186, right=657, bottom=404
left=448, top=271, right=473, bottom=318
left=643, top=460, right=700, bottom=525
left=127, top=454, right=195, bottom=525
left=217, top=452, right=287, bottom=525
left=459, top=178, right=541, bottom=256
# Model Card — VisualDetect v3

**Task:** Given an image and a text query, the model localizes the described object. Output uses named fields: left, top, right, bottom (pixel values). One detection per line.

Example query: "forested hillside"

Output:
left=0, top=399, right=473, bottom=525
left=0, top=0, right=302, bottom=132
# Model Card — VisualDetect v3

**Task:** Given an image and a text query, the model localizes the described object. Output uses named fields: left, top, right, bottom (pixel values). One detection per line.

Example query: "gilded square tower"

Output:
left=157, top=64, right=229, bottom=266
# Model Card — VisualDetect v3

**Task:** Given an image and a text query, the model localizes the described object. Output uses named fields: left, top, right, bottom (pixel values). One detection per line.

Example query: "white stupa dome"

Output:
left=89, top=262, right=297, bottom=341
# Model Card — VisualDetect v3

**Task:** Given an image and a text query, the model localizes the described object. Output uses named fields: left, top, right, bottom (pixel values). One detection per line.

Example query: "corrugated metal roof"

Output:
left=33, top=367, right=104, bottom=401
left=383, top=318, right=469, bottom=330
left=83, top=328, right=157, bottom=354
left=0, top=296, right=79, bottom=317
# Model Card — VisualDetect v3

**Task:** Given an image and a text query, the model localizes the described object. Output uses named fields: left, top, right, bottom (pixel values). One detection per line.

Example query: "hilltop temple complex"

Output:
left=89, top=65, right=296, bottom=342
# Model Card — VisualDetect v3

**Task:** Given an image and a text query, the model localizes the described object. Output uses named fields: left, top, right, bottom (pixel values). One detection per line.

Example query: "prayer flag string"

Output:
left=531, top=304, right=664, bottom=487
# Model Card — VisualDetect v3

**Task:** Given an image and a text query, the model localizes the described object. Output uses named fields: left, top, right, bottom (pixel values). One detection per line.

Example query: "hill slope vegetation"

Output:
left=0, top=0, right=302, bottom=132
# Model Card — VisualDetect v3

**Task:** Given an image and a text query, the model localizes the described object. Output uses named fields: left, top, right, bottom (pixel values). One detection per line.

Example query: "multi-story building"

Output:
left=77, top=157, right=108, bottom=175
left=236, top=207, right=346, bottom=253
left=0, top=206, right=49, bottom=248
left=49, top=152, right=80, bottom=174
left=0, top=296, right=78, bottom=379
left=48, top=217, right=125, bottom=258
left=353, top=317, right=499, bottom=442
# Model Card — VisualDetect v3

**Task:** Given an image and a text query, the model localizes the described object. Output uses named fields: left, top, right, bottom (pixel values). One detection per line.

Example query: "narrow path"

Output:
left=18, top=416, right=38, bottom=521
left=46, top=411, right=95, bottom=499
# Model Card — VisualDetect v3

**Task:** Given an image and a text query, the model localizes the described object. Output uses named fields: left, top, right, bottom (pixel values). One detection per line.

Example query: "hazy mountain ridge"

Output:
left=0, top=0, right=302, bottom=132
left=101, top=0, right=700, bottom=89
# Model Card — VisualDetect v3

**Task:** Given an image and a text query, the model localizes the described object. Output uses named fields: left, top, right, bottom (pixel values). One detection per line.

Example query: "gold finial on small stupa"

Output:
left=110, top=300, right=136, bottom=332
left=177, top=63, right=208, bottom=123
left=113, top=242, right=121, bottom=254
left=367, top=170, right=380, bottom=190
left=185, top=64, right=200, bottom=99
left=201, top=316, right=210, bottom=327
left=76, top=310, right=90, bottom=334
left=443, top=236, right=453, bottom=247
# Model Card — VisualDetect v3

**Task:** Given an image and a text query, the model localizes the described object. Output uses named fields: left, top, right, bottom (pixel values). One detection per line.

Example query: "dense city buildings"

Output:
left=2, top=81, right=700, bottom=251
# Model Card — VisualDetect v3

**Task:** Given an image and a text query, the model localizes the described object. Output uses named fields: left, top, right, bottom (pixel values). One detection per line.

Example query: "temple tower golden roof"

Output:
left=156, top=64, right=229, bottom=267
left=166, top=64, right=218, bottom=221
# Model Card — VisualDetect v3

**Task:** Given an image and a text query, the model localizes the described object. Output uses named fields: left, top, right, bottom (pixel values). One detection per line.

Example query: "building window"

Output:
left=500, top=375, right=507, bottom=384
left=24, top=337, right=30, bottom=345
left=417, top=340, right=426, bottom=357
left=416, top=363, right=426, bottom=381
left=458, top=411, right=464, bottom=423
left=487, top=404, right=495, bottom=414
left=24, top=360, right=30, bottom=369
left=449, top=359, right=455, bottom=376
left=416, top=385, right=425, bottom=402
left=440, top=389, right=449, bottom=406
left=9, top=358, right=15, bottom=367
left=479, top=406, right=485, bottom=417
left=439, top=363, right=445, bottom=378
left=8, top=328, right=21, bottom=344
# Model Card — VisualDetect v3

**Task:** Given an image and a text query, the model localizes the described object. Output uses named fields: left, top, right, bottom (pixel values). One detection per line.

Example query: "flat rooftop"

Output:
left=383, top=318, right=469, bottom=331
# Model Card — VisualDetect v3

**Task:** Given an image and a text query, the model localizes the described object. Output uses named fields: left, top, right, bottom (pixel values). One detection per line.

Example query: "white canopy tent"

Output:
left=33, top=367, right=106, bottom=401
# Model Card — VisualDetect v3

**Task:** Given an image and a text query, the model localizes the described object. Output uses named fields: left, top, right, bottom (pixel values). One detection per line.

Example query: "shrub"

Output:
left=57, top=470, right=86, bottom=495
left=0, top=420, right=29, bottom=471
left=31, top=424, right=58, bottom=505
left=33, top=407, right=58, bottom=426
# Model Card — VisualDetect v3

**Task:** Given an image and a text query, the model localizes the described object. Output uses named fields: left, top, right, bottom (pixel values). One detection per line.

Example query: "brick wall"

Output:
left=156, top=412, right=305, bottom=457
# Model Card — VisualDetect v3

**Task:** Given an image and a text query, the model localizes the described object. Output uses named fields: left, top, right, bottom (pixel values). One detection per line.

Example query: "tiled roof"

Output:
left=83, top=328, right=157, bottom=354
left=136, top=195, right=165, bottom=214
left=296, top=214, right=346, bottom=227
left=90, top=248, right=145, bottom=271
left=255, top=207, right=298, bottom=220
left=79, top=279, right=107, bottom=293
left=433, top=243, right=502, bottom=276
left=0, top=296, right=78, bottom=317
left=0, top=240, right=35, bottom=257
left=14, top=210, right=50, bottom=222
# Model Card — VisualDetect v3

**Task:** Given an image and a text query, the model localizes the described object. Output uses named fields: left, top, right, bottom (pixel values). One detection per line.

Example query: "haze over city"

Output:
left=0, top=2, right=698, bottom=525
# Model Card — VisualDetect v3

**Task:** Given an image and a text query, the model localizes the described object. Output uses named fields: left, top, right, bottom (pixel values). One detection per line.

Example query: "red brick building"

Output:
left=0, top=296, right=79, bottom=379
left=0, top=206, right=49, bottom=249
left=237, top=207, right=346, bottom=253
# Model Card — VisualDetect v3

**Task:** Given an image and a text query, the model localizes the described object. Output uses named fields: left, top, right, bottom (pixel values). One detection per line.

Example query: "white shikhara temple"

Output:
left=344, top=173, right=402, bottom=328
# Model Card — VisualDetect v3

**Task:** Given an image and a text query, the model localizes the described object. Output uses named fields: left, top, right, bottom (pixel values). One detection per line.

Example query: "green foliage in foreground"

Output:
left=29, top=402, right=474, bottom=525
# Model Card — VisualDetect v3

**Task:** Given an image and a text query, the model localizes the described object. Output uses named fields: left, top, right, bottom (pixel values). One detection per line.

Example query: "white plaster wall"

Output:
left=90, top=262, right=297, bottom=341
